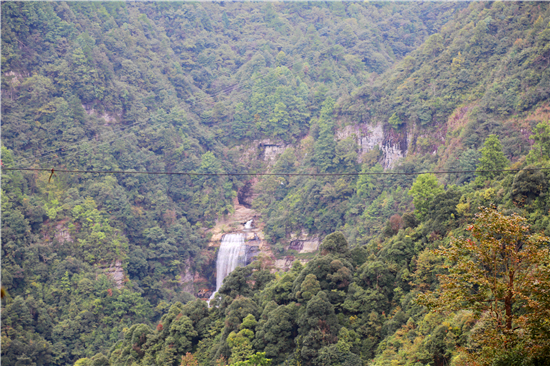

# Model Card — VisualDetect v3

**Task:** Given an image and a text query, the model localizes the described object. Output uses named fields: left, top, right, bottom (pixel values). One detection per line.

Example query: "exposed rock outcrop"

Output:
left=179, top=258, right=195, bottom=294
left=54, top=223, right=73, bottom=244
left=288, top=230, right=320, bottom=254
left=274, top=257, right=308, bottom=271
left=336, top=123, right=407, bottom=169
left=208, top=196, right=260, bottom=246
left=259, top=139, right=288, bottom=161
left=81, top=104, right=121, bottom=124
left=4, top=71, right=24, bottom=87
left=105, top=260, right=124, bottom=289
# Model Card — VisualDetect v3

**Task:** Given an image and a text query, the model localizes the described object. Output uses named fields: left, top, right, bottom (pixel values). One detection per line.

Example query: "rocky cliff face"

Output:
left=186, top=119, right=426, bottom=296
left=179, top=258, right=195, bottom=294
left=259, top=139, right=288, bottom=161
left=336, top=122, right=409, bottom=169
left=105, top=260, right=124, bottom=289
left=193, top=190, right=268, bottom=298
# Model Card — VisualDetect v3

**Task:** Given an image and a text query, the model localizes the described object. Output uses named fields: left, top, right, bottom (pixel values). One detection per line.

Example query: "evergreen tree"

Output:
left=314, top=98, right=336, bottom=173
left=388, top=113, right=402, bottom=129
left=319, top=232, right=349, bottom=256
left=457, top=147, right=480, bottom=184
left=475, top=134, right=509, bottom=183
left=417, top=208, right=550, bottom=363
left=408, top=173, right=444, bottom=220
left=526, top=120, right=550, bottom=164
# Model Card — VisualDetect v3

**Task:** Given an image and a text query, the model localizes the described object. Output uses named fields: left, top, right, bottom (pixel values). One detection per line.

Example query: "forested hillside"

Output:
left=2, top=2, right=550, bottom=366
left=258, top=1, right=550, bottom=247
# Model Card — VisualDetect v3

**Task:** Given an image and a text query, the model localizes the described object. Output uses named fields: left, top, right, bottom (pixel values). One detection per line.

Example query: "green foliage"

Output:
left=526, top=120, right=550, bottom=164
left=3, top=2, right=550, bottom=366
left=342, top=1, right=550, bottom=133
left=417, top=208, right=550, bottom=363
left=231, top=352, right=272, bottom=366
left=108, top=303, right=199, bottom=366
left=408, top=173, right=444, bottom=220
left=476, top=134, right=509, bottom=183
left=320, top=232, right=349, bottom=256
left=227, top=328, right=255, bottom=364
left=457, top=148, right=481, bottom=185
left=74, top=353, right=110, bottom=366
left=299, top=274, right=321, bottom=301
left=247, top=67, right=310, bottom=142
left=426, top=187, right=462, bottom=234
left=218, top=265, right=274, bottom=302
left=254, top=303, right=298, bottom=363
left=511, top=167, right=548, bottom=207
left=387, top=113, right=402, bottom=129
left=314, top=98, right=337, bottom=173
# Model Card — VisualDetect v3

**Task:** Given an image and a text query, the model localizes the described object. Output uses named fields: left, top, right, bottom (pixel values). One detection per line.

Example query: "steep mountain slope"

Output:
left=338, top=1, right=550, bottom=167
left=255, top=1, right=550, bottom=249
left=91, top=3, right=550, bottom=364
left=0, top=2, right=465, bottom=365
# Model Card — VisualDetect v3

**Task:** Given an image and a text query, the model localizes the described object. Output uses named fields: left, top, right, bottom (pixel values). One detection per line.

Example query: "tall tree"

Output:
left=475, top=134, right=509, bottom=183
left=526, top=120, right=550, bottom=165
left=417, top=208, right=550, bottom=363
left=408, top=173, right=444, bottom=220
left=314, top=98, right=336, bottom=173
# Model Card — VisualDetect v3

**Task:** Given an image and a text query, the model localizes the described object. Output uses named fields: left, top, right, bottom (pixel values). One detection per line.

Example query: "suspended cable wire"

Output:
left=2, top=167, right=548, bottom=177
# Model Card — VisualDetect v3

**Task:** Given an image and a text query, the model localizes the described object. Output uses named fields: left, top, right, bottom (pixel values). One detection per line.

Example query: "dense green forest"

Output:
left=2, top=1, right=550, bottom=366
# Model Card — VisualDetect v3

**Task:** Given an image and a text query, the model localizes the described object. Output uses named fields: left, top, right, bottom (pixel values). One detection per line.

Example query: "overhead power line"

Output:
left=2, top=167, right=548, bottom=177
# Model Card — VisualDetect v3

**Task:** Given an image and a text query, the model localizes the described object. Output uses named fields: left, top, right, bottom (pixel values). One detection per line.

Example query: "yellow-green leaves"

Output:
left=416, top=207, right=550, bottom=362
left=408, top=173, right=443, bottom=220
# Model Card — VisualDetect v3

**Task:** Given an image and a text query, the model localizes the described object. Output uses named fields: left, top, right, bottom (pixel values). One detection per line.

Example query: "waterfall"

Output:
left=244, top=219, right=253, bottom=230
left=210, top=233, right=246, bottom=300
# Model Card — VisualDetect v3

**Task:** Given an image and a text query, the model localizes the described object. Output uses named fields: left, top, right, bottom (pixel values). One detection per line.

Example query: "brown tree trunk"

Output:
left=505, top=270, right=514, bottom=333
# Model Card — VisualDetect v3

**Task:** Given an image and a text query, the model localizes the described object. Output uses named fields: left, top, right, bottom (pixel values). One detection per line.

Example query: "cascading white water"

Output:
left=244, top=219, right=253, bottom=230
left=210, top=233, right=246, bottom=300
